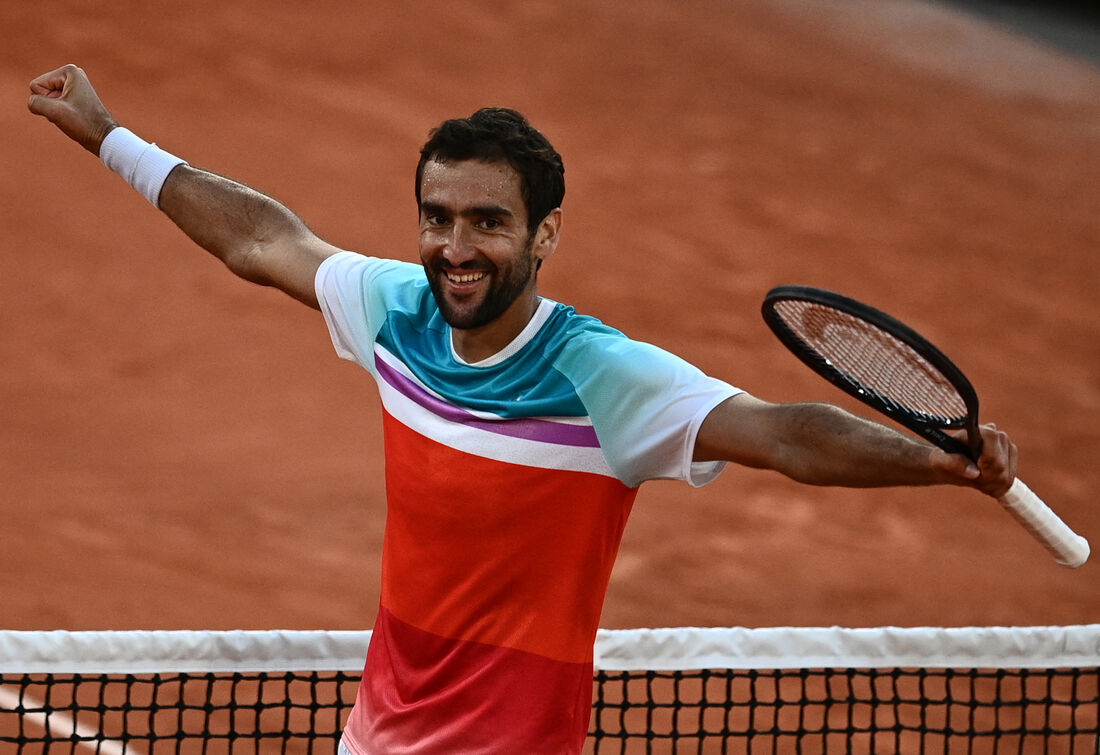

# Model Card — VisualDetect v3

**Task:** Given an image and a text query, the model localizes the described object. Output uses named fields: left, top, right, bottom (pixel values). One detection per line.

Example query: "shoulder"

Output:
left=537, top=304, right=741, bottom=487
left=544, top=304, right=700, bottom=384
left=315, top=251, right=438, bottom=366
left=541, top=302, right=628, bottom=353
left=318, top=251, right=423, bottom=290
left=317, top=251, right=431, bottom=313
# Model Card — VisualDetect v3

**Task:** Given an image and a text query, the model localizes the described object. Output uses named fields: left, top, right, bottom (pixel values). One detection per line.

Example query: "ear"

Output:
left=532, top=207, right=563, bottom=265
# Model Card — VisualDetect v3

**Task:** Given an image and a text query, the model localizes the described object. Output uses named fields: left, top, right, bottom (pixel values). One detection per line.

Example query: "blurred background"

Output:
left=1, top=0, right=1097, bottom=632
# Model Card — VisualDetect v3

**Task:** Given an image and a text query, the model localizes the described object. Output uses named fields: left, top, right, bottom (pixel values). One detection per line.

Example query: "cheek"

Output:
left=418, top=229, right=444, bottom=256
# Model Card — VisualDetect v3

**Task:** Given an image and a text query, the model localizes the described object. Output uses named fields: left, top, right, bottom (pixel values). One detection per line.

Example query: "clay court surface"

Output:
left=1, top=0, right=1097, bottom=634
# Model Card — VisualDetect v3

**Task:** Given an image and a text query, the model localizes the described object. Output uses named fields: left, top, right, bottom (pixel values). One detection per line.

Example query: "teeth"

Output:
left=447, top=271, right=487, bottom=283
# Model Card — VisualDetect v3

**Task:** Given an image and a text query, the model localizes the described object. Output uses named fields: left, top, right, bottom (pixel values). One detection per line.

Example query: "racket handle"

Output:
left=998, top=478, right=1090, bottom=568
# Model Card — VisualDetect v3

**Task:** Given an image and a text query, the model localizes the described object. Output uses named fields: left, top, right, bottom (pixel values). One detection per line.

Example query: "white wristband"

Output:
left=99, top=127, right=187, bottom=207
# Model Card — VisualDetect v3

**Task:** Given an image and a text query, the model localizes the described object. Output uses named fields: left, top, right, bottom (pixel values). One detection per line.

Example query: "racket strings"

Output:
left=772, top=300, right=968, bottom=424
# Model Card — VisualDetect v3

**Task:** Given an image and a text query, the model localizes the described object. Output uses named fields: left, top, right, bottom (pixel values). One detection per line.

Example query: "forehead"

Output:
left=419, top=158, right=525, bottom=213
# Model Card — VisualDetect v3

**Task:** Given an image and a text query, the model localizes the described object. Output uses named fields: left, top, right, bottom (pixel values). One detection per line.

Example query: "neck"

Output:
left=451, top=294, right=541, bottom=363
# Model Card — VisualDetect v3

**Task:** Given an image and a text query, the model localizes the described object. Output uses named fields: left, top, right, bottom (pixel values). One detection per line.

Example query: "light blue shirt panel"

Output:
left=378, top=301, right=589, bottom=419
left=316, top=252, right=425, bottom=377
left=318, top=252, right=589, bottom=418
left=548, top=325, right=741, bottom=488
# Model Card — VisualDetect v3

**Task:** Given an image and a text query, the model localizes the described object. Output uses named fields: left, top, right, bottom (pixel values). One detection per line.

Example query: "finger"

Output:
left=978, top=425, right=1013, bottom=462
left=28, top=67, right=77, bottom=116
left=974, top=427, right=1017, bottom=497
left=930, top=447, right=979, bottom=481
left=29, top=80, right=60, bottom=97
left=29, top=65, right=77, bottom=95
left=29, top=76, right=67, bottom=97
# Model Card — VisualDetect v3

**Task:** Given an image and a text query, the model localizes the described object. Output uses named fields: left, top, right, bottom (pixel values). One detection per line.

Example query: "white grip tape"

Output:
left=999, top=478, right=1090, bottom=568
left=99, top=127, right=186, bottom=206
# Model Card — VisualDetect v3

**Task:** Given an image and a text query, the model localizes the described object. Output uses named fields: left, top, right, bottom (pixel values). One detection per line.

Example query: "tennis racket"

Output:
left=761, top=284, right=1089, bottom=568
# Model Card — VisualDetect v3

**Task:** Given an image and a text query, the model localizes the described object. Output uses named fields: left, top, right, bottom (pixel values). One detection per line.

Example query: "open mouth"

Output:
left=445, top=270, right=488, bottom=284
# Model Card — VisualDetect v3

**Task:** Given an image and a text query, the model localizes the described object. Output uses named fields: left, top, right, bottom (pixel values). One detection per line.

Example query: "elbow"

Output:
left=222, top=243, right=269, bottom=285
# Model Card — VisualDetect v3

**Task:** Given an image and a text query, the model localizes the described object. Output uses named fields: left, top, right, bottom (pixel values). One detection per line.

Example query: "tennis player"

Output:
left=29, top=64, right=1018, bottom=754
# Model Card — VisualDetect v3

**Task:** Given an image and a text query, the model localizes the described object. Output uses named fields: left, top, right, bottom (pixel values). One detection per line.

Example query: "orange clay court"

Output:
left=0, top=0, right=1097, bottom=634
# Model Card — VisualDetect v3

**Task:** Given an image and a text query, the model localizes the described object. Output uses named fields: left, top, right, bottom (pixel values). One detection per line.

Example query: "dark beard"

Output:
left=425, top=243, right=536, bottom=330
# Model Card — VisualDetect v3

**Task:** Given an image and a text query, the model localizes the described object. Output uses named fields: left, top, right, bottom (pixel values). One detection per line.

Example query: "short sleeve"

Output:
left=553, top=331, right=742, bottom=488
left=315, top=251, right=425, bottom=374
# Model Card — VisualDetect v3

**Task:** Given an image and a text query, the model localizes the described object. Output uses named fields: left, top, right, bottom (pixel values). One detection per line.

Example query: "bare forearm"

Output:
left=761, top=402, right=938, bottom=487
left=28, top=65, right=333, bottom=308
left=696, top=395, right=957, bottom=488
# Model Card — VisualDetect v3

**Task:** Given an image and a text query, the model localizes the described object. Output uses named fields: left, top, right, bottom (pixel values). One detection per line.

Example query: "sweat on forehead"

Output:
left=434, top=156, right=519, bottom=188
left=418, top=159, right=528, bottom=223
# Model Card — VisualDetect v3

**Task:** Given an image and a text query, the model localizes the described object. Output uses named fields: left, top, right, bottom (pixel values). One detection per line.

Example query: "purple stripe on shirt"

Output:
left=375, top=356, right=601, bottom=448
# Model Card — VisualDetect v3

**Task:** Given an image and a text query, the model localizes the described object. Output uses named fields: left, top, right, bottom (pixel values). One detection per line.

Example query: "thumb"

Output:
left=27, top=91, right=103, bottom=155
left=930, top=446, right=980, bottom=484
left=28, top=91, right=66, bottom=119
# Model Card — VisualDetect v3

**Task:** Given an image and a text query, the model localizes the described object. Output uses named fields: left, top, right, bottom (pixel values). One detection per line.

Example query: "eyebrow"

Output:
left=420, top=201, right=514, bottom=219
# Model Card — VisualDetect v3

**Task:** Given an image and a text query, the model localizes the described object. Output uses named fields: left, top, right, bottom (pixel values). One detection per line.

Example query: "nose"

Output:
left=442, top=221, right=477, bottom=266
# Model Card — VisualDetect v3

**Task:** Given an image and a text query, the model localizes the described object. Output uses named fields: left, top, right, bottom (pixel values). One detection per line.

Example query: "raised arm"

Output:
left=27, top=64, right=337, bottom=309
left=695, top=393, right=1017, bottom=498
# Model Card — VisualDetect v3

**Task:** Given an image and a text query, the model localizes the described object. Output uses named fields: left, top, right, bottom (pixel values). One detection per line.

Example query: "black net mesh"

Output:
left=3, top=664, right=1097, bottom=753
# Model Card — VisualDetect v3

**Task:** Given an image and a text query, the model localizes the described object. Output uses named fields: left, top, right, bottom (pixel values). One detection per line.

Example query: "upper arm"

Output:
left=242, top=231, right=342, bottom=310
left=157, top=165, right=340, bottom=310
left=693, top=392, right=786, bottom=468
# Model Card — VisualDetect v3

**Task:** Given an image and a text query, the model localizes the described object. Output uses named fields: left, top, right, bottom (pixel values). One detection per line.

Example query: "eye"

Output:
left=478, top=217, right=501, bottom=230
left=424, top=213, right=449, bottom=227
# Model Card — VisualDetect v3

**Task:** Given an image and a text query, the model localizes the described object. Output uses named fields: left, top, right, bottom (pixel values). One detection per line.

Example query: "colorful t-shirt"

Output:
left=316, top=251, right=741, bottom=754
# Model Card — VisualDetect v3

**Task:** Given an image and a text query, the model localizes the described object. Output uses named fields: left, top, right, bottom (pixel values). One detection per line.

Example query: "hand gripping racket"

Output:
left=761, top=284, right=1089, bottom=568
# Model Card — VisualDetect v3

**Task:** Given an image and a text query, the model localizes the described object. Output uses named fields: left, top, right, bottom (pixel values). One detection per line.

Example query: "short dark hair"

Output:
left=416, top=108, right=565, bottom=234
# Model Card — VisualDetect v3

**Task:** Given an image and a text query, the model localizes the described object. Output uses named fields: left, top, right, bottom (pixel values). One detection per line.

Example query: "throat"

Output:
left=450, top=297, right=545, bottom=364
left=450, top=323, right=521, bottom=365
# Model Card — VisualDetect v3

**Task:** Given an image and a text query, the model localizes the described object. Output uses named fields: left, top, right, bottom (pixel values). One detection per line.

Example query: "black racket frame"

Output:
left=762, top=285, right=982, bottom=461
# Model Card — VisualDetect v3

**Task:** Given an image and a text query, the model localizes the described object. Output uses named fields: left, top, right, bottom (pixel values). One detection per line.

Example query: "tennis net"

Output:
left=1, top=624, right=1097, bottom=753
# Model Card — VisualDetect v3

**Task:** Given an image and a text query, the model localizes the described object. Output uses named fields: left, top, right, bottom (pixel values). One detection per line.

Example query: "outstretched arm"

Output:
left=28, top=64, right=337, bottom=309
left=695, top=393, right=1017, bottom=498
left=156, top=167, right=338, bottom=308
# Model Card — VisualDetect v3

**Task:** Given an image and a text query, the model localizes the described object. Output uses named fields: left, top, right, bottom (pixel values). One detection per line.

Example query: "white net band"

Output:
left=3, top=624, right=1098, bottom=674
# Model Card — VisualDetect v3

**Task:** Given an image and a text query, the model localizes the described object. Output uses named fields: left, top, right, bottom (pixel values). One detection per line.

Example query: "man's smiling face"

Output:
left=418, top=157, right=540, bottom=334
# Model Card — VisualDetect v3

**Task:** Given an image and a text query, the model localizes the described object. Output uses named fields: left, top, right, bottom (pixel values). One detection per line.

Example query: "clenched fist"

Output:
left=28, top=64, right=119, bottom=155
